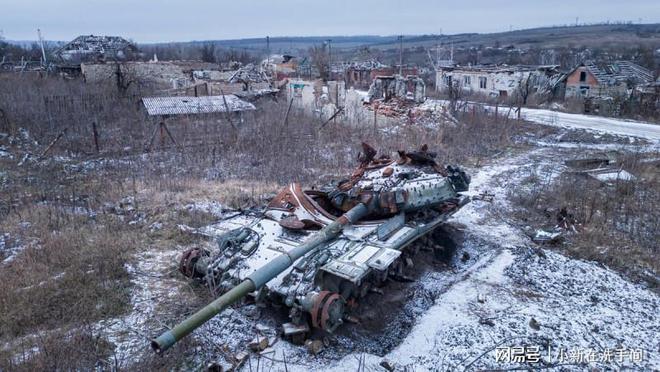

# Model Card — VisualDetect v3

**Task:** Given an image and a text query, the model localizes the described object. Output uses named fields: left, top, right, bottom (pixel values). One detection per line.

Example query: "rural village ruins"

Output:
left=0, top=16, right=659, bottom=372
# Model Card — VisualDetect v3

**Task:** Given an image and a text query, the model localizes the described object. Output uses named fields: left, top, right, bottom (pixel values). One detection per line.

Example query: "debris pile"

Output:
left=362, top=75, right=436, bottom=124
left=564, top=154, right=636, bottom=185
left=228, top=64, right=271, bottom=87
left=53, top=35, right=139, bottom=65
left=365, top=75, right=425, bottom=104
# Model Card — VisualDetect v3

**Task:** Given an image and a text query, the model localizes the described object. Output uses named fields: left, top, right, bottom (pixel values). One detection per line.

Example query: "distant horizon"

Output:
left=3, top=21, right=659, bottom=46
left=1, top=0, right=659, bottom=44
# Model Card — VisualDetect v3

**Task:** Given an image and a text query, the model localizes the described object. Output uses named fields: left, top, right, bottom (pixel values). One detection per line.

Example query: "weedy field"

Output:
left=0, top=74, right=539, bottom=369
left=0, top=74, right=657, bottom=370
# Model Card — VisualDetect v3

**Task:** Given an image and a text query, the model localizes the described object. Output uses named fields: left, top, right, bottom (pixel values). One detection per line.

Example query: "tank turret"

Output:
left=152, top=143, right=470, bottom=353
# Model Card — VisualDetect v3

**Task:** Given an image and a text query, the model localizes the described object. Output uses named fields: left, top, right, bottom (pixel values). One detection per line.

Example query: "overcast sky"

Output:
left=1, top=0, right=658, bottom=43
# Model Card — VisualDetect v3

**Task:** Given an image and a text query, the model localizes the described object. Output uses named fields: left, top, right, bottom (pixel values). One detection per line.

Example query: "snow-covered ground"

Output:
left=423, top=99, right=660, bottom=143
left=51, top=112, right=655, bottom=370
left=519, top=108, right=660, bottom=142
left=247, top=145, right=659, bottom=371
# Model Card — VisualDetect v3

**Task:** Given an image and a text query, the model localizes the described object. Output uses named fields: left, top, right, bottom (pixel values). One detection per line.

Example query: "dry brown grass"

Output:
left=0, top=73, right=550, bottom=369
left=0, top=326, right=116, bottom=372
left=136, top=178, right=281, bottom=211
left=509, top=152, right=659, bottom=287
left=0, top=206, right=135, bottom=338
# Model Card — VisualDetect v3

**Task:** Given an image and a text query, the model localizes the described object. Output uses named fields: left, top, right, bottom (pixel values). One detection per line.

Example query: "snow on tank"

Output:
left=153, top=143, right=470, bottom=353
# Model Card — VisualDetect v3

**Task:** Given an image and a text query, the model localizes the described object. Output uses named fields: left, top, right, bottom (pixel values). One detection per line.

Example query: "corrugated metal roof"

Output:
left=142, top=95, right=256, bottom=116
left=584, top=61, right=654, bottom=86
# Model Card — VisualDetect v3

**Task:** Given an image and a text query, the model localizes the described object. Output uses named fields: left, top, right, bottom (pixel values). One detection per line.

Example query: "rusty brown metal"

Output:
left=379, top=192, right=399, bottom=214
left=267, top=186, right=300, bottom=211
left=179, top=247, right=204, bottom=278
left=279, top=216, right=305, bottom=230
left=320, top=292, right=341, bottom=330
left=310, top=291, right=331, bottom=329
left=358, top=142, right=377, bottom=166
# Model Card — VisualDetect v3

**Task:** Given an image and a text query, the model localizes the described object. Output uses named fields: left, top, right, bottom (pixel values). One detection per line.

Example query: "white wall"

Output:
left=436, top=69, right=539, bottom=97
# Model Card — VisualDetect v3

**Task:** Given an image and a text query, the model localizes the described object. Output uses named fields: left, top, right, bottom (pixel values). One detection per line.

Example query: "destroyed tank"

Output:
left=152, top=143, right=470, bottom=353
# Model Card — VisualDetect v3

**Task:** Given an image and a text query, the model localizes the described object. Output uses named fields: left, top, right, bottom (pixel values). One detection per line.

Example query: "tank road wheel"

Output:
left=309, top=291, right=345, bottom=333
left=179, top=247, right=207, bottom=279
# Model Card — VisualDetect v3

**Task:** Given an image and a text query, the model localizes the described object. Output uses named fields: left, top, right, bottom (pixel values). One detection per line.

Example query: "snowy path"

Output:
left=422, top=99, right=660, bottom=142
left=263, top=147, right=659, bottom=372
left=519, top=108, right=660, bottom=142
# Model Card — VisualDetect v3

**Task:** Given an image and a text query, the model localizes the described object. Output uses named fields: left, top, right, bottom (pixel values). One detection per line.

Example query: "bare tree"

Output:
left=514, top=74, right=534, bottom=118
left=200, top=43, right=216, bottom=63
left=113, top=63, right=140, bottom=95
left=310, top=45, right=330, bottom=81
left=447, top=78, right=464, bottom=115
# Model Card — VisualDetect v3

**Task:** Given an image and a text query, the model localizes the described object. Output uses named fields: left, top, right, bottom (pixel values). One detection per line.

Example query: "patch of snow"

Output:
left=185, top=201, right=230, bottom=219
left=0, top=147, right=13, bottom=159
left=589, top=169, right=636, bottom=183
left=519, top=107, right=660, bottom=142
left=258, top=147, right=659, bottom=371
left=1, top=233, right=27, bottom=265
left=95, top=249, right=182, bottom=366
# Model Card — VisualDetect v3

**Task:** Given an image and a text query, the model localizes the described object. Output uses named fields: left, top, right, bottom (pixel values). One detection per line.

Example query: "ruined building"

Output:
left=564, top=61, right=654, bottom=98
left=435, top=64, right=562, bottom=99
left=54, top=35, right=139, bottom=66
left=344, top=61, right=418, bottom=90
left=366, top=75, right=426, bottom=104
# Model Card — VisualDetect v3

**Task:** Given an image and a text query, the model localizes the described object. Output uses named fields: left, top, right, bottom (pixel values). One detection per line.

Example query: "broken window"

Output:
left=580, top=86, right=590, bottom=96
left=580, top=71, right=587, bottom=82
left=443, top=75, right=452, bottom=87
left=479, top=76, right=487, bottom=89
left=463, top=75, right=471, bottom=85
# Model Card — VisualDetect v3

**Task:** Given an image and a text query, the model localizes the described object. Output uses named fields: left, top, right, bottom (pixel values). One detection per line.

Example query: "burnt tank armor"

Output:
left=152, top=143, right=470, bottom=353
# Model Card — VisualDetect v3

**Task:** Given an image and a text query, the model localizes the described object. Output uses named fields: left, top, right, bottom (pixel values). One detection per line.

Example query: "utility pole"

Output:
left=266, top=36, right=270, bottom=66
left=326, top=39, right=332, bottom=80
left=37, top=29, right=47, bottom=66
left=450, top=42, right=454, bottom=64
left=398, top=35, right=403, bottom=76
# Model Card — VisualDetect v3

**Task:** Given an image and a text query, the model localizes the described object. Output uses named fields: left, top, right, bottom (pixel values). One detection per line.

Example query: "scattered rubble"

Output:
left=365, top=75, right=425, bottom=104
left=531, top=228, right=564, bottom=244
left=54, top=35, right=139, bottom=66
left=248, top=336, right=269, bottom=352
left=305, top=339, right=324, bottom=355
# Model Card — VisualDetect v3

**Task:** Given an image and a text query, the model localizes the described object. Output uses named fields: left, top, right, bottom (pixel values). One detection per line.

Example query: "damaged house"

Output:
left=262, top=54, right=298, bottom=80
left=366, top=75, right=426, bottom=104
left=54, top=35, right=139, bottom=66
left=81, top=61, right=222, bottom=92
left=344, top=61, right=418, bottom=90
left=81, top=61, right=274, bottom=97
left=564, top=61, right=654, bottom=98
left=435, top=64, right=563, bottom=99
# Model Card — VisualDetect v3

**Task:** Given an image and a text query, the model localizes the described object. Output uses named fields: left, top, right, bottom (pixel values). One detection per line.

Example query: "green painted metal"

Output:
left=151, top=203, right=369, bottom=353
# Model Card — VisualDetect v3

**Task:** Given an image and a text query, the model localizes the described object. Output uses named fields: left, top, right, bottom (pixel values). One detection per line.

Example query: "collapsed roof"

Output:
left=438, top=64, right=561, bottom=74
left=54, top=35, right=138, bottom=65
left=578, top=61, right=654, bottom=86
left=228, top=64, right=270, bottom=85
left=344, top=60, right=389, bottom=71
left=142, top=95, right=255, bottom=116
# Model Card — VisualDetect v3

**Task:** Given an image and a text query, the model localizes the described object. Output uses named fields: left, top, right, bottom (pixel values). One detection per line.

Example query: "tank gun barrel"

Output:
left=151, top=203, right=369, bottom=353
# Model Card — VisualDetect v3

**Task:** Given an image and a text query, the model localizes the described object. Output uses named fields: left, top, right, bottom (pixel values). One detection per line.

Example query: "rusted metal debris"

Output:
left=151, top=143, right=471, bottom=353
left=473, top=191, right=495, bottom=202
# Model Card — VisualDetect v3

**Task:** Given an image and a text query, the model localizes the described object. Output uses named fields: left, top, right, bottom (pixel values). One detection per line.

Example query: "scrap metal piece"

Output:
left=377, top=213, right=405, bottom=240
left=279, top=216, right=305, bottom=230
